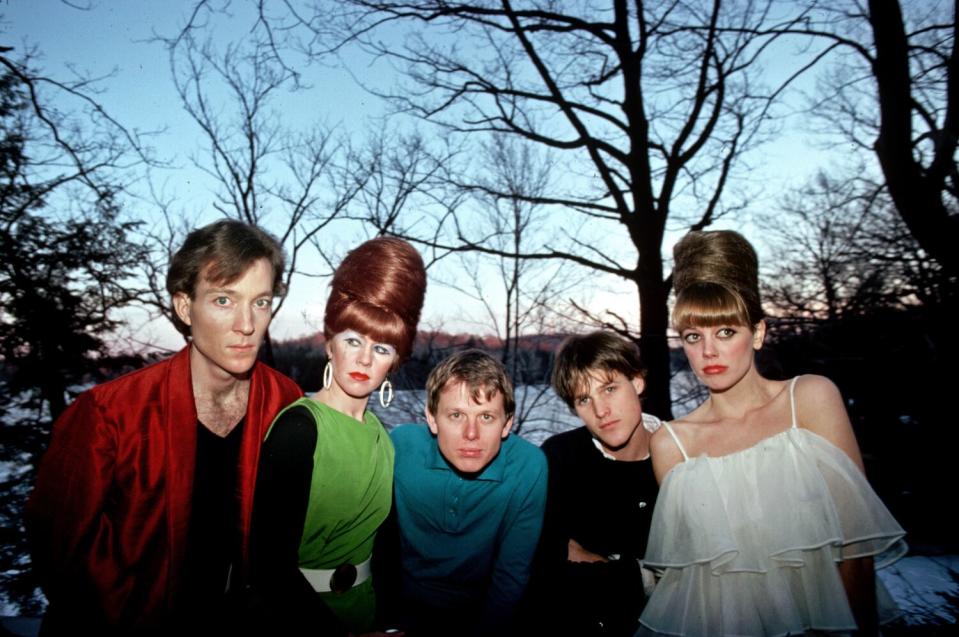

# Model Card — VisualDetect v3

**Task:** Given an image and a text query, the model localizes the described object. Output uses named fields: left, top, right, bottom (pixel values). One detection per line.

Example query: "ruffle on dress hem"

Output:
left=639, top=427, right=906, bottom=636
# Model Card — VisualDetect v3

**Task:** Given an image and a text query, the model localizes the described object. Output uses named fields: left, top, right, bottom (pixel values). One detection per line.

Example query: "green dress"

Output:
left=267, top=397, right=395, bottom=633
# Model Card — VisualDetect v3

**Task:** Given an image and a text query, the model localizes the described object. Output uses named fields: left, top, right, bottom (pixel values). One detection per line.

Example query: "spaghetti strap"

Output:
left=662, top=421, right=690, bottom=462
left=789, top=376, right=801, bottom=429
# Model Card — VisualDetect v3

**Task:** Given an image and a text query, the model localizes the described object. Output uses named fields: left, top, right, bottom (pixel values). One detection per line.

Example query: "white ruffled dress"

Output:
left=639, top=377, right=907, bottom=636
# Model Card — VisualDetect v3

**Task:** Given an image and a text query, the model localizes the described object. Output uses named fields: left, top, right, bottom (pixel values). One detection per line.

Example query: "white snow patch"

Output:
left=880, top=554, right=959, bottom=626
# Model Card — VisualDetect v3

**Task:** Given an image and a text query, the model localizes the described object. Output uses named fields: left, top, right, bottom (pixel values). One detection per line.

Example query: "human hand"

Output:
left=567, top=538, right=608, bottom=563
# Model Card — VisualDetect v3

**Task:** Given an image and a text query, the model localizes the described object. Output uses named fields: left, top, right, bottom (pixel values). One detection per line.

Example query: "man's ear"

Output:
left=501, top=416, right=514, bottom=439
left=630, top=375, right=646, bottom=396
left=753, top=320, right=767, bottom=351
left=173, top=292, right=193, bottom=327
left=425, top=404, right=438, bottom=435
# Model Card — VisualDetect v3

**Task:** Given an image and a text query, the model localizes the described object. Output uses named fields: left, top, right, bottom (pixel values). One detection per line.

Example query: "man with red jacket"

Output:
left=26, top=219, right=302, bottom=635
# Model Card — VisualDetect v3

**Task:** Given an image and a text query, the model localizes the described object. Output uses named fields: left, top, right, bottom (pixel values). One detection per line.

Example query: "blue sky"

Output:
left=3, top=1, right=840, bottom=351
left=3, top=1, right=409, bottom=348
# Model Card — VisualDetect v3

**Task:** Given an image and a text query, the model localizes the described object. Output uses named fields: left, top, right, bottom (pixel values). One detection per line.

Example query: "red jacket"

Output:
left=26, top=346, right=302, bottom=632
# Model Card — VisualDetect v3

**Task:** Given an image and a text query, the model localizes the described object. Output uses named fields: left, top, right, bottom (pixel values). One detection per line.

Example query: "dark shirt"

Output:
left=248, top=406, right=350, bottom=636
left=525, top=425, right=659, bottom=637
left=180, top=419, right=245, bottom=608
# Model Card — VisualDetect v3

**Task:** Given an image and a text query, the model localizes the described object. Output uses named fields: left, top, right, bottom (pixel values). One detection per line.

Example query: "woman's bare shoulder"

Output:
left=794, top=373, right=842, bottom=400
left=650, top=404, right=711, bottom=482
left=650, top=424, right=678, bottom=453
left=793, top=374, right=864, bottom=470
left=650, top=422, right=686, bottom=483
left=793, top=374, right=848, bottom=427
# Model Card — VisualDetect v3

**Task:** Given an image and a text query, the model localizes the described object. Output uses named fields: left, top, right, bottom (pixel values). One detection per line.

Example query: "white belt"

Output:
left=300, top=557, right=372, bottom=593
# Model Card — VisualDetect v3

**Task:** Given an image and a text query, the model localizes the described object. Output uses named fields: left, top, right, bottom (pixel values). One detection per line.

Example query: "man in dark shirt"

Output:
left=525, top=331, right=660, bottom=637
left=26, top=220, right=302, bottom=635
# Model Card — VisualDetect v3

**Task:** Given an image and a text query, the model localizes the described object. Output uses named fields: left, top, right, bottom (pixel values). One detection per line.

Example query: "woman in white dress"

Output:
left=639, top=230, right=906, bottom=636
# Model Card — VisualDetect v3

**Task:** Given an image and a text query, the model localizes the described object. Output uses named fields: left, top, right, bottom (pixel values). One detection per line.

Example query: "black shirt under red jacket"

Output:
left=524, top=424, right=659, bottom=637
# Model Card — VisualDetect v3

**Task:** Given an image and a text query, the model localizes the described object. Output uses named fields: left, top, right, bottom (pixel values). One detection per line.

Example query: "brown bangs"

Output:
left=672, top=282, right=751, bottom=332
left=325, top=298, right=412, bottom=363
left=569, top=367, right=615, bottom=402
left=203, top=257, right=281, bottom=295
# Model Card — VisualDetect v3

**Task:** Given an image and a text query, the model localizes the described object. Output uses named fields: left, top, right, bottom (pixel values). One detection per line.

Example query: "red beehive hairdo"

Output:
left=323, top=237, right=427, bottom=363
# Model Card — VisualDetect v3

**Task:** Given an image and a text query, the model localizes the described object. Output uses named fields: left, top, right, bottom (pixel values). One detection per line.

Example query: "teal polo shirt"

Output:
left=389, top=423, right=548, bottom=631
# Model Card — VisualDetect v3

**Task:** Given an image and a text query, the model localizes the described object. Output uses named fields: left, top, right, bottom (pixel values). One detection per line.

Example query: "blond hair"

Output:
left=425, top=349, right=515, bottom=420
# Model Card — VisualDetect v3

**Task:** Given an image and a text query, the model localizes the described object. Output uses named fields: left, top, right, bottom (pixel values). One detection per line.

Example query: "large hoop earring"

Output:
left=379, top=379, right=393, bottom=408
left=323, top=361, right=333, bottom=390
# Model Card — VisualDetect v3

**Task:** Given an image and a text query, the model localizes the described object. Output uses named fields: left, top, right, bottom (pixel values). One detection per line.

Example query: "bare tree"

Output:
left=759, top=168, right=945, bottom=327
left=279, top=0, right=815, bottom=416
left=342, top=128, right=458, bottom=240
left=432, top=136, right=585, bottom=431
left=795, top=0, right=959, bottom=279
left=0, top=46, right=151, bottom=616
left=148, top=15, right=368, bottom=356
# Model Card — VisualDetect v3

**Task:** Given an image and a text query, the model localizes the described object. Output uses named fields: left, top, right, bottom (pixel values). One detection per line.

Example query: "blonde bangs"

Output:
left=672, top=282, right=751, bottom=332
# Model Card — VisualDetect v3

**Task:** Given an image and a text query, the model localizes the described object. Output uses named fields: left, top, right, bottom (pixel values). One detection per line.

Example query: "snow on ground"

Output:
left=0, top=460, right=31, bottom=484
left=880, top=554, right=959, bottom=627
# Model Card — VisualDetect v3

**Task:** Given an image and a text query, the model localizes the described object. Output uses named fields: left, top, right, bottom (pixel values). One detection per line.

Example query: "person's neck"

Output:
left=312, top=384, right=370, bottom=422
left=189, top=347, right=251, bottom=405
left=189, top=347, right=252, bottom=436
left=705, top=368, right=775, bottom=422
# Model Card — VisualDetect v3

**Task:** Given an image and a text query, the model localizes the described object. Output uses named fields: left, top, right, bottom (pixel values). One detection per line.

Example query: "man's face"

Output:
left=174, top=257, right=275, bottom=381
left=573, top=369, right=645, bottom=456
left=426, top=380, right=513, bottom=475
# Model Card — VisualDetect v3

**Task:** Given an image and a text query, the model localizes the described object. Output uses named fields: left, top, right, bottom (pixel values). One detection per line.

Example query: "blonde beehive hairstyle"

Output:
left=324, top=237, right=427, bottom=366
left=671, top=230, right=763, bottom=332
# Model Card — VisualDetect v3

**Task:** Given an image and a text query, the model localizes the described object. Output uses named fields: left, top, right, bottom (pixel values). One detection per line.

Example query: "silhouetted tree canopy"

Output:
left=0, top=66, right=146, bottom=419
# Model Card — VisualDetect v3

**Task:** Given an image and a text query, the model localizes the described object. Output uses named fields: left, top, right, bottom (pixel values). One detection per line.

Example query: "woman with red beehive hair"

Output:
left=249, top=237, right=426, bottom=636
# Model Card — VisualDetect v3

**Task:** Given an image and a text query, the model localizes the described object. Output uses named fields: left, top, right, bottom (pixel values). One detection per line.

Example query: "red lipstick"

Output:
left=703, top=365, right=727, bottom=375
left=349, top=372, right=370, bottom=381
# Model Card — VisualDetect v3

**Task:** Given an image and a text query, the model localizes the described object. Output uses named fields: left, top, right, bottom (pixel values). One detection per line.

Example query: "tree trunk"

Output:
left=43, top=379, right=67, bottom=422
left=868, top=0, right=959, bottom=279
left=635, top=246, right=673, bottom=419
left=260, top=332, right=276, bottom=368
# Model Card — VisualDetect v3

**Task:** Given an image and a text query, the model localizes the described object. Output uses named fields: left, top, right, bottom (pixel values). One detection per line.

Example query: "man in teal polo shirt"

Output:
left=375, top=349, right=547, bottom=636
